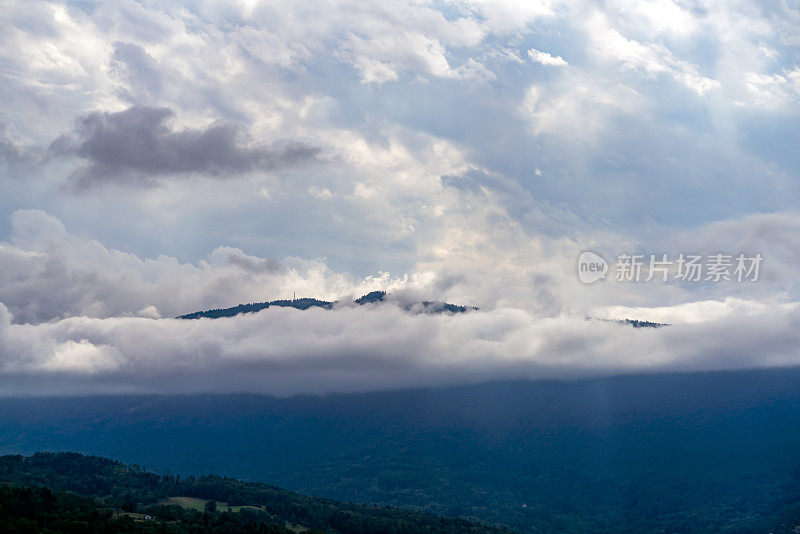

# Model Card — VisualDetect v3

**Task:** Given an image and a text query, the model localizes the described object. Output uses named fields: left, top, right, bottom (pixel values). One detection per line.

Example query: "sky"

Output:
left=1, top=0, right=800, bottom=395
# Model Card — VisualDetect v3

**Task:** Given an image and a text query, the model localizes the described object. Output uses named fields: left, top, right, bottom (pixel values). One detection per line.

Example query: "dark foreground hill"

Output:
left=0, top=452, right=507, bottom=533
left=3, top=369, right=800, bottom=532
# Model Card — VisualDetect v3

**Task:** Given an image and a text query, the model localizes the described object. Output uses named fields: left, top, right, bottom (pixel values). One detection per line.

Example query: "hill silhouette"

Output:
left=177, top=291, right=476, bottom=320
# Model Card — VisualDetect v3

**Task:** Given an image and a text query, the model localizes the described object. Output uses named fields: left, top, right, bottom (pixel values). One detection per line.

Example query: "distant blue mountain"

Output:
left=177, top=290, right=477, bottom=319
left=2, top=368, right=800, bottom=532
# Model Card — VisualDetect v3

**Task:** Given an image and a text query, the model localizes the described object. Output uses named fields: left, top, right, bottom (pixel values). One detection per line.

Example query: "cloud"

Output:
left=0, top=0, right=799, bottom=396
left=0, top=209, right=363, bottom=324
left=596, top=298, right=800, bottom=325
left=109, top=41, right=162, bottom=102
left=1, top=0, right=798, bottom=238
left=585, top=11, right=720, bottom=95
left=521, top=76, right=642, bottom=139
left=527, top=48, right=567, bottom=66
left=0, top=209, right=798, bottom=395
left=0, top=124, right=39, bottom=171
left=3, top=207, right=798, bottom=329
left=745, top=68, right=800, bottom=108
left=1, top=297, right=800, bottom=396
left=50, top=106, right=319, bottom=189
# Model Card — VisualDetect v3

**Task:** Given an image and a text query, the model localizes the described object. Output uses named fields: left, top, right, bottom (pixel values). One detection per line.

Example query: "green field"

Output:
left=157, top=496, right=308, bottom=531
left=158, top=495, right=265, bottom=513
left=158, top=496, right=216, bottom=511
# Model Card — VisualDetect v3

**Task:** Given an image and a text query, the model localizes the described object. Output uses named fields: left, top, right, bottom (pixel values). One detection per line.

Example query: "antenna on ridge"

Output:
left=293, top=291, right=296, bottom=302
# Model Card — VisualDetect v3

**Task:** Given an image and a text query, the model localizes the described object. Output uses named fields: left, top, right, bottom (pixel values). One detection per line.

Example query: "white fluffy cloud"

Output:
left=527, top=48, right=567, bottom=66
left=597, top=298, right=800, bottom=325
left=745, top=68, right=800, bottom=107
left=583, top=11, right=720, bottom=95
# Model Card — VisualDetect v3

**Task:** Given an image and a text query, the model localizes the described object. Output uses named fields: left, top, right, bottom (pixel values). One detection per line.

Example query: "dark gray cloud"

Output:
left=225, top=250, right=285, bottom=275
left=50, top=106, right=320, bottom=189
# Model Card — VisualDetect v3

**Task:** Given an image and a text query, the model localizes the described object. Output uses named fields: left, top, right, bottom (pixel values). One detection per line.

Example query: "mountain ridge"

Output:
left=177, top=290, right=477, bottom=320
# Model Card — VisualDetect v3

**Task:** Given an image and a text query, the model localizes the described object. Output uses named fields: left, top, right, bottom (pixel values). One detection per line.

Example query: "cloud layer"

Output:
left=1, top=1, right=799, bottom=395
left=2, top=296, right=800, bottom=396
left=0, top=209, right=797, bottom=395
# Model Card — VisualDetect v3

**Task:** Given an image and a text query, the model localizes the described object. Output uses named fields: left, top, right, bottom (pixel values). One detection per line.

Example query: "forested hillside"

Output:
left=4, top=370, right=800, bottom=531
left=0, top=452, right=508, bottom=533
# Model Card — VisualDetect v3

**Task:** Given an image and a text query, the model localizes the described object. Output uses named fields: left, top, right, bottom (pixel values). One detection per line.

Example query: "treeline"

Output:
left=0, top=453, right=509, bottom=534
left=618, top=318, right=668, bottom=328
left=177, top=297, right=334, bottom=319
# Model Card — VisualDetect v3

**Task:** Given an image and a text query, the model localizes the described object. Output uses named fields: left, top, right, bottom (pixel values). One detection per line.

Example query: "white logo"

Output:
left=578, top=251, right=608, bottom=284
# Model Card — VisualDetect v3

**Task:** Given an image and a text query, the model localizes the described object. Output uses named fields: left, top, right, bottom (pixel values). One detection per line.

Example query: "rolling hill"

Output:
left=0, top=452, right=508, bottom=533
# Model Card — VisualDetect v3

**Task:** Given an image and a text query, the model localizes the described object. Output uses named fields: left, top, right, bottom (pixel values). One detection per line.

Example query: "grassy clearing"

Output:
left=158, top=496, right=267, bottom=514
left=156, top=497, right=308, bottom=531
left=158, top=496, right=212, bottom=511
